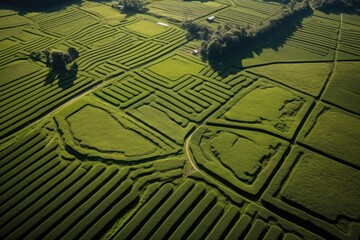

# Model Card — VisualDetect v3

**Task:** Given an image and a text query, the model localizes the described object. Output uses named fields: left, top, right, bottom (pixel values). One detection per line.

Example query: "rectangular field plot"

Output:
left=262, top=146, right=360, bottom=240
left=147, top=1, right=226, bottom=22
left=147, top=54, right=205, bottom=81
left=124, top=19, right=168, bottom=37
left=248, top=62, right=332, bottom=97
left=298, top=103, right=360, bottom=168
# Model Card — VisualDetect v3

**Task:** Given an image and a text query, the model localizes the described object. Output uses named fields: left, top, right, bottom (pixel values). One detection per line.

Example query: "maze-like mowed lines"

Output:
left=94, top=54, right=256, bottom=145
left=75, top=19, right=188, bottom=77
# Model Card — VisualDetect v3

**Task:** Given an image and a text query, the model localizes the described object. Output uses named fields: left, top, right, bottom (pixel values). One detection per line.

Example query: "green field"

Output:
left=1, top=0, right=359, bottom=239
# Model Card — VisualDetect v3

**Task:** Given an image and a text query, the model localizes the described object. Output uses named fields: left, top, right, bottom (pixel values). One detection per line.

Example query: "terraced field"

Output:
left=1, top=1, right=359, bottom=240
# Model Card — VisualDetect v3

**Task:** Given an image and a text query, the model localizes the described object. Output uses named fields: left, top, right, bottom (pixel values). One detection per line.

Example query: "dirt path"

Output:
left=318, top=13, right=343, bottom=102
left=184, top=128, right=200, bottom=173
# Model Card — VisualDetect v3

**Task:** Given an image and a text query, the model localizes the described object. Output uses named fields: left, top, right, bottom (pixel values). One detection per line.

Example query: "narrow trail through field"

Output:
left=229, top=0, right=236, bottom=6
left=318, top=13, right=343, bottom=102
left=184, top=128, right=200, bottom=173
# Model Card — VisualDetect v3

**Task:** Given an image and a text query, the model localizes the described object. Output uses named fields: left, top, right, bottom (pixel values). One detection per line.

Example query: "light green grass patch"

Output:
left=224, top=84, right=305, bottom=133
left=148, top=55, right=204, bottom=80
left=67, top=105, right=156, bottom=156
left=249, top=63, right=332, bottom=96
left=125, top=20, right=167, bottom=36
left=0, top=60, right=42, bottom=86
left=324, top=62, right=360, bottom=114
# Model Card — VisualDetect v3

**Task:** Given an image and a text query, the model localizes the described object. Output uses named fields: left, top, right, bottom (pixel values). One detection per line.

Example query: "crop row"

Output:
left=233, top=0, right=282, bottom=16
left=216, top=8, right=264, bottom=26
left=148, top=1, right=224, bottom=21
left=339, top=27, right=360, bottom=57
left=95, top=75, right=152, bottom=108
left=0, top=126, right=185, bottom=240
left=95, top=66, right=255, bottom=123
left=148, top=69, right=254, bottom=121
left=0, top=71, right=99, bottom=138
left=113, top=180, right=237, bottom=240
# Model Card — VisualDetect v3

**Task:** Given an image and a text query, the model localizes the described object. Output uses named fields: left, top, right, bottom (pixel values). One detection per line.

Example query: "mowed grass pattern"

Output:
left=1, top=2, right=359, bottom=240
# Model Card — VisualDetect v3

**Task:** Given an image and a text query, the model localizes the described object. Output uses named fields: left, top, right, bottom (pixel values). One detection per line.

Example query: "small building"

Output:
left=207, top=16, right=215, bottom=22
left=191, top=49, right=199, bottom=55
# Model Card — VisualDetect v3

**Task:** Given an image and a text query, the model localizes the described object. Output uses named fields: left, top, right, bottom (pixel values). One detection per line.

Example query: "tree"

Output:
left=30, top=48, right=79, bottom=73
left=67, top=47, right=79, bottom=61
left=119, top=0, right=147, bottom=12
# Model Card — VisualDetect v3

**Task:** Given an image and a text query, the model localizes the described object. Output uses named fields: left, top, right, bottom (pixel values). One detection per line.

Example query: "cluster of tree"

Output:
left=182, top=20, right=214, bottom=40
left=189, top=0, right=312, bottom=60
left=118, top=0, right=147, bottom=12
left=311, top=0, right=360, bottom=9
left=30, top=47, right=79, bottom=72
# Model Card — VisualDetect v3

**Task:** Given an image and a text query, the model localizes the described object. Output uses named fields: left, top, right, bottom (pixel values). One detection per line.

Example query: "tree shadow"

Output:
left=0, top=0, right=83, bottom=16
left=44, top=63, right=78, bottom=89
left=206, top=11, right=311, bottom=78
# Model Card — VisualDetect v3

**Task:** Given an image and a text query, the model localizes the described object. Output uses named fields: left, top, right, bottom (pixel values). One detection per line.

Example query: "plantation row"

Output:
left=0, top=127, right=186, bottom=239
left=216, top=8, right=264, bottom=26
left=112, top=179, right=320, bottom=240
left=147, top=1, right=226, bottom=22
left=95, top=57, right=256, bottom=125
left=233, top=0, right=282, bottom=16
left=280, top=15, right=339, bottom=58
left=338, top=22, right=360, bottom=59
left=27, top=7, right=98, bottom=36
left=0, top=65, right=100, bottom=138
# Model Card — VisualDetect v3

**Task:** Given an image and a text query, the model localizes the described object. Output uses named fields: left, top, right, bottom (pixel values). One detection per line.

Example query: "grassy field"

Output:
left=0, top=0, right=359, bottom=240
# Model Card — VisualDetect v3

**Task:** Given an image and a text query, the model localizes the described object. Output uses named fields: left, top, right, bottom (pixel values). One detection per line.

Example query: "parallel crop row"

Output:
left=148, top=1, right=225, bottom=21
left=216, top=8, right=264, bottom=26
left=113, top=179, right=240, bottom=240
left=0, top=70, right=100, bottom=138
left=233, top=0, right=281, bottom=16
